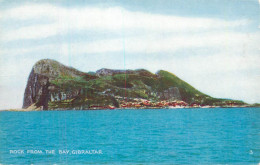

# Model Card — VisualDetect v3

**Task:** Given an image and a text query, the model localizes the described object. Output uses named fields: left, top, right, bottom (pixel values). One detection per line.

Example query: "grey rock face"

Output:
left=49, top=89, right=81, bottom=102
left=95, top=68, right=154, bottom=77
left=22, top=59, right=88, bottom=110
left=23, top=59, right=61, bottom=109
left=159, top=87, right=181, bottom=100
left=22, top=70, right=50, bottom=109
left=96, top=68, right=132, bottom=76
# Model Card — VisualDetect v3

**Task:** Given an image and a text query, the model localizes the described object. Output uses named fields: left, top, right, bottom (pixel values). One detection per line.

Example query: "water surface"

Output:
left=0, top=108, right=259, bottom=164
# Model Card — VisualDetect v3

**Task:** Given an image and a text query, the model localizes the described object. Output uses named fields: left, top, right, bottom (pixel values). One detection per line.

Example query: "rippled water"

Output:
left=0, top=108, right=259, bottom=164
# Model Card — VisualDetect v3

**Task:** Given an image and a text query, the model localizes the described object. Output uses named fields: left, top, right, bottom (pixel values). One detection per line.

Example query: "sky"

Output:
left=0, top=0, right=259, bottom=109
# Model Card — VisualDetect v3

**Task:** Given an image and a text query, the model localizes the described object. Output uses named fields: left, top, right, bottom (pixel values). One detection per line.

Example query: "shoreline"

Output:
left=2, top=106, right=259, bottom=112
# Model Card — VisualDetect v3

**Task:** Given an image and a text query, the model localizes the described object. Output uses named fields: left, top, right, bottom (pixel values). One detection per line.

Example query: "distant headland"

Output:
left=19, top=59, right=257, bottom=111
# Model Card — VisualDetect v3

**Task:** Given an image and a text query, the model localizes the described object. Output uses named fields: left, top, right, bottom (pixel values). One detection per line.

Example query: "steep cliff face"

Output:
left=22, top=59, right=88, bottom=110
left=22, top=70, right=50, bottom=109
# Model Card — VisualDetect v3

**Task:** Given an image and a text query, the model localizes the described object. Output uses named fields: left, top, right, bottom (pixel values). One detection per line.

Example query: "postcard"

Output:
left=0, top=0, right=259, bottom=164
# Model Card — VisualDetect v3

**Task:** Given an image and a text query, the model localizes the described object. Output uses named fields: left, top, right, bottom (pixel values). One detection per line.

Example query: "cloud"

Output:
left=0, top=4, right=250, bottom=41
left=2, top=30, right=259, bottom=56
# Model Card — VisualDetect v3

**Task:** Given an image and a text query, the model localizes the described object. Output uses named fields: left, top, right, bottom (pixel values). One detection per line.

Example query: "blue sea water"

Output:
left=0, top=108, right=259, bottom=164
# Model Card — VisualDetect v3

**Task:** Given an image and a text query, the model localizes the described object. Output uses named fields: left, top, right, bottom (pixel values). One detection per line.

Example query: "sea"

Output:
left=0, top=108, right=259, bottom=164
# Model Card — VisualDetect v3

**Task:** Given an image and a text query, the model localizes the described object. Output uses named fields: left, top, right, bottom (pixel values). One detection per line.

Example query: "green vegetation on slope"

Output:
left=156, top=70, right=207, bottom=103
left=28, top=59, right=246, bottom=109
left=155, top=70, right=245, bottom=105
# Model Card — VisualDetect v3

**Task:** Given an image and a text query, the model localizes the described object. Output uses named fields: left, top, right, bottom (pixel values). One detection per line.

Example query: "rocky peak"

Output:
left=32, top=59, right=61, bottom=77
left=22, top=59, right=84, bottom=110
left=32, top=59, right=86, bottom=78
left=96, top=68, right=128, bottom=76
left=96, top=68, right=154, bottom=77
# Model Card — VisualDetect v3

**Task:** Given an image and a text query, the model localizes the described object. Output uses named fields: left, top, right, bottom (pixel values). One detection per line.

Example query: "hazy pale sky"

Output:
left=0, top=0, right=259, bottom=109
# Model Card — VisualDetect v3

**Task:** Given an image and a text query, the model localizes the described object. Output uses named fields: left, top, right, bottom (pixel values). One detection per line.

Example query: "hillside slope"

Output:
left=23, top=59, right=246, bottom=110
